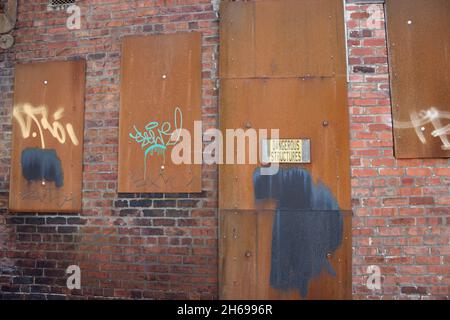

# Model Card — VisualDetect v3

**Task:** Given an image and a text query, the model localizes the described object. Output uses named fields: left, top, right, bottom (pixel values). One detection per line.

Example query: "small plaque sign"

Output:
left=262, top=139, right=311, bottom=164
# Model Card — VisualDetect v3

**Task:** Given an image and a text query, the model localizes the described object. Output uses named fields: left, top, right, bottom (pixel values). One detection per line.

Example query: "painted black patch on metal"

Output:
left=253, top=167, right=343, bottom=297
left=21, top=148, right=64, bottom=188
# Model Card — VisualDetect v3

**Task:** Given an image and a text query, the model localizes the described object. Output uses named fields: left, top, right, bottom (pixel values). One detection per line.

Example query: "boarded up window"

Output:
left=9, top=60, right=86, bottom=212
left=386, top=0, right=450, bottom=158
left=219, top=0, right=351, bottom=300
left=118, top=33, right=202, bottom=193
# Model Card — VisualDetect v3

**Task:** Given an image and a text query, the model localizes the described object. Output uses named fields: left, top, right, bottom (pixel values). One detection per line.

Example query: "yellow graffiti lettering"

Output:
left=12, top=103, right=79, bottom=148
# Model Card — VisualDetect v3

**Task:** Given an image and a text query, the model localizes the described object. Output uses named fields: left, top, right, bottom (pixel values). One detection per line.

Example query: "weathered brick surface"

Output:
left=0, top=1, right=448, bottom=300
left=347, top=4, right=449, bottom=300
left=0, top=0, right=219, bottom=300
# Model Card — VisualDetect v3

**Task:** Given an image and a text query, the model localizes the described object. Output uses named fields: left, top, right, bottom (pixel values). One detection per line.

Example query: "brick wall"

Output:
left=0, top=0, right=219, bottom=300
left=0, top=1, right=448, bottom=300
left=347, top=3, right=449, bottom=300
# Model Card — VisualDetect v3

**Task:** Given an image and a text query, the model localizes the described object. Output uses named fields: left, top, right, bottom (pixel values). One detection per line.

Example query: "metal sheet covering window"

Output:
left=386, top=0, right=450, bottom=158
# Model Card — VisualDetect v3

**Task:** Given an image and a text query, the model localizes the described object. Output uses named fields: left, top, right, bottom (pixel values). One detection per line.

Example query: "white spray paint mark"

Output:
left=394, top=107, right=450, bottom=150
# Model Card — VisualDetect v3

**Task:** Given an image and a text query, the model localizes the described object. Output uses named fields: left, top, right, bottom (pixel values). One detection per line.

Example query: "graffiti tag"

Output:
left=394, top=107, right=450, bottom=150
left=129, top=107, right=183, bottom=176
left=13, top=103, right=79, bottom=149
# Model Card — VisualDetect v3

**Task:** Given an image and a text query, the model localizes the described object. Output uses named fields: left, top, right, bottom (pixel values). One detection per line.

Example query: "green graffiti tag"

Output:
left=129, top=107, right=183, bottom=177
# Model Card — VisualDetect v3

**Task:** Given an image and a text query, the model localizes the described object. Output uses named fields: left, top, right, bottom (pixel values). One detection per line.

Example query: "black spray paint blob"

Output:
left=21, top=148, right=64, bottom=188
left=253, top=167, right=343, bottom=297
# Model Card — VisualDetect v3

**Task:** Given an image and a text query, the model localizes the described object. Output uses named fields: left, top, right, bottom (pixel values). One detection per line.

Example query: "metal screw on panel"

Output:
left=407, top=20, right=412, bottom=25
left=162, top=74, right=167, bottom=79
left=245, top=251, right=252, bottom=258
left=323, top=120, right=329, bottom=127
left=421, top=127, right=426, bottom=132
left=44, top=80, right=48, bottom=85
left=245, top=122, right=252, bottom=129
left=161, top=165, right=165, bottom=170
left=327, top=253, right=332, bottom=258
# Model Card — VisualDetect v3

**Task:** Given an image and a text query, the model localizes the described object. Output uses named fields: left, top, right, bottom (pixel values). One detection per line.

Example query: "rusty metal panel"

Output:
left=9, top=60, right=86, bottom=212
left=219, top=210, right=352, bottom=300
left=219, top=77, right=351, bottom=211
left=118, top=33, right=202, bottom=193
left=219, top=0, right=347, bottom=78
left=219, top=0, right=350, bottom=300
left=386, top=0, right=450, bottom=158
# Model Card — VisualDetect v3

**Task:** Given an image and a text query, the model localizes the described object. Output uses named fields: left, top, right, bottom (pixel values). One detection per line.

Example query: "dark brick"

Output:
left=23, top=268, right=43, bottom=276
left=129, top=199, right=152, bottom=207
left=353, top=66, right=375, bottom=73
left=401, top=286, right=428, bottom=295
left=130, top=290, right=142, bottom=299
left=34, top=277, right=55, bottom=285
left=12, top=277, right=33, bottom=285
left=16, top=225, right=36, bottom=233
left=29, top=294, right=46, bottom=300
left=1, top=285, right=20, bottom=292
left=133, top=218, right=152, bottom=226
left=139, top=193, right=164, bottom=198
left=36, top=260, right=56, bottom=268
left=18, top=234, right=32, bottom=241
left=188, top=21, right=198, bottom=29
left=46, top=217, right=67, bottom=224
left=114, top=200, right=129, bottom=208
left=362, top=29, right=373, bottom=37
left=7, top=217, right=24, bottom=224
left=57, top=226, right=78, bottom=234
left=37, top=226, right=57, bottom=233
left=141, top=228, right=164, bottom=236
left=117, top=193, right=137, bottom=198
left=67, top=217, right=87, bottom=225
left=166, top=209, right=189, bottom=217
left=119, top=209, right=140, bottom=217
left=143, top=209, right=164, bottom=217
left=153, top=200, right=176, bottom=208
left=31, top=285, right=50, bottom=293
left=44, top=269, right=66, bottom=277
left=143, top=25, right=153, bottom=32
left=88, top=53, right=106, bottom=60
left=165, top=193, right=190, bottom=198
left=47, top=294, right=66, bottom=300
left=1, top=293, right=23, bottom=300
